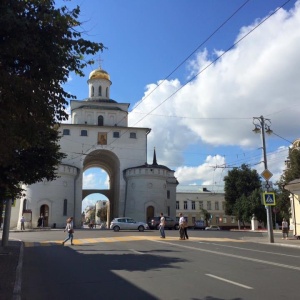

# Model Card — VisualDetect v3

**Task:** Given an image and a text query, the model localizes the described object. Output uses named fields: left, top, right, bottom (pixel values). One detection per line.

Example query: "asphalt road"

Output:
left=9, top=229, right=300, bottom=300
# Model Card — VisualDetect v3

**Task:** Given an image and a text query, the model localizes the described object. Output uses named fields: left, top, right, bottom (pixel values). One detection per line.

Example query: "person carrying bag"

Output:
left=62, top=217, right=74, bottom=246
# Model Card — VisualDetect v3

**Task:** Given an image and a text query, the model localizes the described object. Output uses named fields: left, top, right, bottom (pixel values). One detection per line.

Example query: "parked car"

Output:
left=205, top=225, right=221, bottom=231
left=110, top=217, right=149, bottom=232
left=194, top=220, right=206, bottom=230
left=148, top=216, right=179, bottom=230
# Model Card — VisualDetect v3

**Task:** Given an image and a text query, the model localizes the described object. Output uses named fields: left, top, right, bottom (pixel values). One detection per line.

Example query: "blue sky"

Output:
left=56, top=0, right=300, bottom=211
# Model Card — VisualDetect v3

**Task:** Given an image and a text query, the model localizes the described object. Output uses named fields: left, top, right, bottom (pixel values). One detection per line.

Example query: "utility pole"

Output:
left=253, top=116, right=274, bottom=243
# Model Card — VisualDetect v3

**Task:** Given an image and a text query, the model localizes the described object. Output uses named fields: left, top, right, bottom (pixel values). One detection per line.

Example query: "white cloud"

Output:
left=129, top=2, right=300, bottom=188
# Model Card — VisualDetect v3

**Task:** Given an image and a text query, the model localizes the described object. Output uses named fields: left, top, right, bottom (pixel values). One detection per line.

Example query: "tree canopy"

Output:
left=224, top=164, right=261, bottom=216
left=0, top=0, right=104, bottom=196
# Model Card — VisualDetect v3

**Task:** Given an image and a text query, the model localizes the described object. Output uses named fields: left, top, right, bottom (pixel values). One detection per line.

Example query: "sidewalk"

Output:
left=1, top=229, right=300, bottom=300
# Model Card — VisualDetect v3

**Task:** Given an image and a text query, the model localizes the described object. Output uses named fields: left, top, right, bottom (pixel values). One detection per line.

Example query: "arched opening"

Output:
left=98, top=115, right=104, bottom=126
left=40, top=204, right=49, bottom=227
left=146, top=206, right=154, bottom=222
left=83, top=150, right=120, bottom=225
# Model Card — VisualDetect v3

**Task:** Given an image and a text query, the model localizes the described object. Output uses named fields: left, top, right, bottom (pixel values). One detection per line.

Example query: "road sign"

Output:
left=261, top=181, right=273, bottom=191
left=261, top=169, right=273, bottom=181
left=263, top=192, right=276, bottom=206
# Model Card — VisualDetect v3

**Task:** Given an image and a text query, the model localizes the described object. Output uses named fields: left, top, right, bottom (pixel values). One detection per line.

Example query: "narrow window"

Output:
left=63, top=129, right=70, bottom=135
left=215, top=201, right=219, bottom=210
left=130, top=132, right=136, bottom=139
left=63, top=199, right=67, bottom=216
left=23, top=199, right=27, bottom=211
left=98, top=115, right=104, bottom=126
left=176, top=201, right=179, bottom=209
left=91, top=86, right=94, bottom=97
left=207, top=201, right=211, bottom=210
left=167, top=190, right=170, bottom=199
left=184, top=201, right=187, bottom=210
left=98, top=86, right=102, bottom=96
left=192, top=201, right=195, bottom=210
left=81, top=130, right=88, bottom=136
left=113, top=132, right=120, bottom=138
left=106, top=87, right=109, bottom=97
left=199, top=201, right=203, bottom=209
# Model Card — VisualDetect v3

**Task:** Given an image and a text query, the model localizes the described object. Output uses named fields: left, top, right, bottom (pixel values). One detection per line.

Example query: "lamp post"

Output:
left=253, top=115, right=274, bottom=243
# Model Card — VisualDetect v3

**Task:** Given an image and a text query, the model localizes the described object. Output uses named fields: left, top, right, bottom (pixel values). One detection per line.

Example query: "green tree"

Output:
left=275, top=146, right=300, bottom=222
left=97, top=206, right=108, bottom=222
left=200, top=208, right=211, bottom=227
left=0, top=0, right=104, bottom=198
left=224, top=164, right=261, bottom=216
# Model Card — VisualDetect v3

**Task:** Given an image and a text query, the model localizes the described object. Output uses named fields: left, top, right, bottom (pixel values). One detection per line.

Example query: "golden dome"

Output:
left=89, top=68, right=110, bottom=80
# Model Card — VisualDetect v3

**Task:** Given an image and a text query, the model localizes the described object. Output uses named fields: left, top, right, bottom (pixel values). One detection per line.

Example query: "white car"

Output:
left=205, top=225, right=220, bottom=231
left=110, top=217, right=149, bottom=232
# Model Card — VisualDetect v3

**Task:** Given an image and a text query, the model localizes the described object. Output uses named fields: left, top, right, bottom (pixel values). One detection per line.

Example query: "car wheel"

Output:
left=138, top=225, right=145, bottom=232
left=113, top=226, right=120, bottom=232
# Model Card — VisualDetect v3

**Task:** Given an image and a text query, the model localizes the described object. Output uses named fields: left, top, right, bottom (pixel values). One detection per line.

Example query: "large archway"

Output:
left=83, top=149, right=120, bottom=223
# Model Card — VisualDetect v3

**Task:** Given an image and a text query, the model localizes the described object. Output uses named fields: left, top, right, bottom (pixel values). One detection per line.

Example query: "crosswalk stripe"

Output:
left=23, top=236, right=245, bottom=247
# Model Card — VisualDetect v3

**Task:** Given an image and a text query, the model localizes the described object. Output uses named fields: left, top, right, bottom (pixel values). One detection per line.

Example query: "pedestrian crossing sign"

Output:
left=263, top=192, right=276, bottom=206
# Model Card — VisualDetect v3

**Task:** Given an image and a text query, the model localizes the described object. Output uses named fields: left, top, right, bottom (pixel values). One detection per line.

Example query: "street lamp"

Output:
left=253, top=115, right=274, bottom=243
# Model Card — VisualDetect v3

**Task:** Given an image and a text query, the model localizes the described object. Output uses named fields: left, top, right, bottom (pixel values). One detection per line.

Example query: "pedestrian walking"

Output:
left=282, top=218, right=289, bottom=240
left=159, top=212, right=166, bottom=238
left=179, top=213, right=185, bottom=240
left=62, top=217, right=74, bottom=245
left=20, top=215, right=25, bottom=230
left=183, top=218, right=189, bottom=240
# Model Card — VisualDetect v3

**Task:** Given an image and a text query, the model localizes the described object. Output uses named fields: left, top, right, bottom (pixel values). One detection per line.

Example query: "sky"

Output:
left=55, top=0, right=300, bottom=211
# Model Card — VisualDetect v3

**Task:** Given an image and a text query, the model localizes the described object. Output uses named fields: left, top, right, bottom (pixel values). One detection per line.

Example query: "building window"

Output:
left=63, top=199, right=67, bottom=216
left=63, top=129, right=70, bottom=135
left=167, top=190, right=170, bottom=199
left=98, top=86, right=102, bottom=96
left=191, top=201, right=195, bottom=210
left=23, top=199, right=27, bottom=211
left=176, top=201, right=179, bottom=209
left=91, top=86, right=94, bottom=97
left=106, top=87, right=109, bottom=97
left=231, top=217, right=235, bottom=223
left=130, top=132, right=136, bottom=139
left=207, top=201, right=211, bottom=210
left=216, top=217, right=219, bottom=224
left=223, top=217, right=227, bottom=224
left=98, top=115, right=104, bottom=126
left=184, top=201, right=187, bottom=210
left=113, top=132, right=120, bottom=138
left=215, top=201, right=219, bottom=210
left=199, top=201, right=203, bottom=209
left=81, top=130, right=88, bottom=136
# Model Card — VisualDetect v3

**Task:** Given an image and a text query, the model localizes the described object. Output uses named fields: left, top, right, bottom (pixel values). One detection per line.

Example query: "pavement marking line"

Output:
left=206, top=274, right=253, bottom=290
left=151, top=239, right=300, bottom=272
left=199, top=241, right=300, bottom=258
left=129, top=249, right=145, bottom=255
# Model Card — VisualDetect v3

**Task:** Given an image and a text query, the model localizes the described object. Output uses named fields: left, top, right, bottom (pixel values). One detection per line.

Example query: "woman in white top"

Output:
left=62, top=217, right=74, bottom=245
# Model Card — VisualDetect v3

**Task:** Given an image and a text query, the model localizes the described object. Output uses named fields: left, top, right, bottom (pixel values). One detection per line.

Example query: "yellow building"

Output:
left=176, top=190, right=238, bottom=229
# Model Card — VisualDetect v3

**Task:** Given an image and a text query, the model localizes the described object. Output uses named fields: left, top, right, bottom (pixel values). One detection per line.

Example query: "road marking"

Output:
left=199, top=241, right=300, bottom=258
left=152, top=239, right=300, bottom=271
left=206, top=274, right=253, bottom=289
left=129, top=249, right=145, bottom=254
left=23, top=236, right=245, bottom=247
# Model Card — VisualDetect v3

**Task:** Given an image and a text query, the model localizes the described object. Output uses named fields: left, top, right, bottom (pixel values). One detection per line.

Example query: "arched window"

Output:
left=91, top=86, right=94, bottom=97
left=98, top=86, right=102, bottom=96
left=63, top=199, right=67, bottom=216
left=106, top=87, right=109, bottom=97
left=23, top=199, right=27, bottom=212
left=98, top=115, right=104, bottom=126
